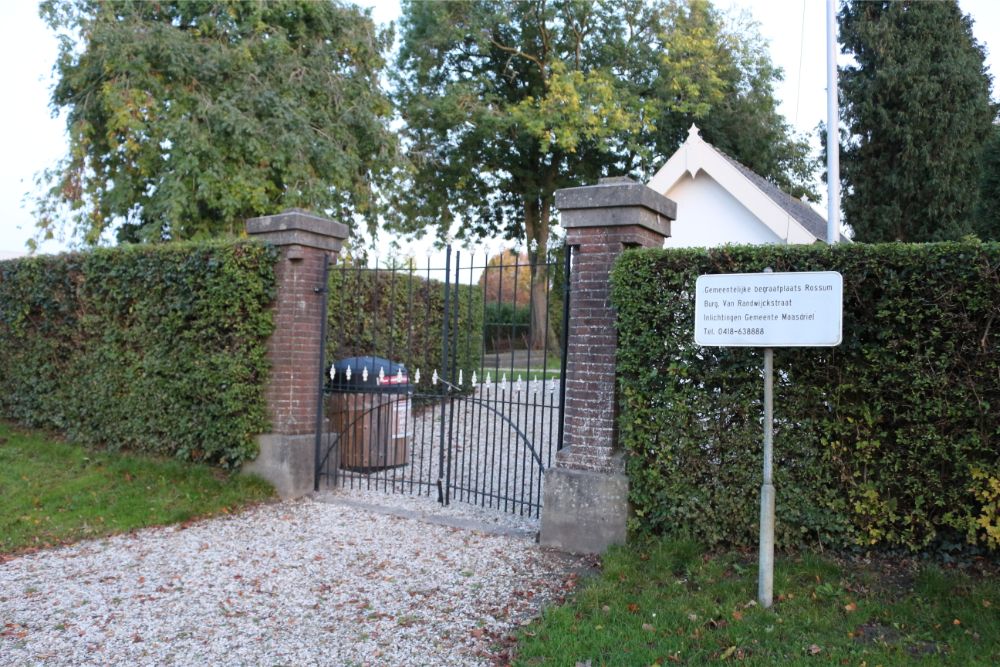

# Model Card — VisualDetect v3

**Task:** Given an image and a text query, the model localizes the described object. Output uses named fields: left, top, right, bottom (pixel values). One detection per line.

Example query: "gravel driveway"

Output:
left=0, top=490, right=591, bottom=666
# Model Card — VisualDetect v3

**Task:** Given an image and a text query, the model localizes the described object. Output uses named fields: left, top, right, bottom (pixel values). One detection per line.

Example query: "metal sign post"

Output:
left=758, top=267, right=776, bottom=609
left=694, top=270, right=843, bottom=608
left=759, top=345, right=775, bottom=607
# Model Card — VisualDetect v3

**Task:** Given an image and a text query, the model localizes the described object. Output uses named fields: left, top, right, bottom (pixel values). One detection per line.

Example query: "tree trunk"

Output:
left=524, top=195, right=558, bottom=354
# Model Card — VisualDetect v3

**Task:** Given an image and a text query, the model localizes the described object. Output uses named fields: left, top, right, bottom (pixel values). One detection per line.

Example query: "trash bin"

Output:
left=326, top=356, right=412, bottom=471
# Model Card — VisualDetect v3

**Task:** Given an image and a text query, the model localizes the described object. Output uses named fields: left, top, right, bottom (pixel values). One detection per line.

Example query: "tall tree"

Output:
left=480, top=250, right=533, bottom=308
left=837, top=0, right=997, bottom=242
left=974, top=123, right=1000, bottom=241
left=392, top=0, right=814, bottom=349
left=35, top=0, right=398, bottom=246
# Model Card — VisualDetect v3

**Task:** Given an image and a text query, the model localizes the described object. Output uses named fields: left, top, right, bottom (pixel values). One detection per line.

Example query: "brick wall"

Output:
left=246, top=209, right=347, bottom=439
left=264, top=247, right=329, bottom=435
left=554, top=179, right=674, bottom=473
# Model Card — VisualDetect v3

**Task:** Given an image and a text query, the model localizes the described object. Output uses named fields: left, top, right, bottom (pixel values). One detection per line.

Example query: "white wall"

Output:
left=664, top=172, right=782, bottom=248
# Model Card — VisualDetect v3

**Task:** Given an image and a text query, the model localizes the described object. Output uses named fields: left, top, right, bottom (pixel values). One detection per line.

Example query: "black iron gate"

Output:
left=313, top=247, right=569, bottom=517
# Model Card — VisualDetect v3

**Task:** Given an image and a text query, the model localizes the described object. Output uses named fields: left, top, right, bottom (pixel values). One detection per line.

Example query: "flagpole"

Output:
left=826, top=0, right=841, bottom=244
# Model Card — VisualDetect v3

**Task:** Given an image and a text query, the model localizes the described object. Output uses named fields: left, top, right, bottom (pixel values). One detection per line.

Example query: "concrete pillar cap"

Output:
left=556, top=178, right=676, bottom=218
left=246, top=208, right=348, bottom=252
left=555, top=179, right=675, bottom=239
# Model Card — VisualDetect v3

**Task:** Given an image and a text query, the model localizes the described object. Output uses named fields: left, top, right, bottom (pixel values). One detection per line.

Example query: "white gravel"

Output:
left=331, top=383, right=562, bottom=521
left=0, top=494, right=591, bottom=666
left=318, top=487, right=540, bottom=539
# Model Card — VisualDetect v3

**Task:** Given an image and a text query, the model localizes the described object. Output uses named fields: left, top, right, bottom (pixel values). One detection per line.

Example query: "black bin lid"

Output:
left=327, top=356, right=411, bottom=393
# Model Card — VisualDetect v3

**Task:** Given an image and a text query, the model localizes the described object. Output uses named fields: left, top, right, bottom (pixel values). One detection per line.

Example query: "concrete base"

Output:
left=540, top=465, right=629, bottom=554
left=242, top=432, right=319, bottom=498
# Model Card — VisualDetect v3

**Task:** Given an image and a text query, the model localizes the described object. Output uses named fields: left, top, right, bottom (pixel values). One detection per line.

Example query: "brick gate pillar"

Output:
left=242, top=209, right=348, bottom=498
left=540, top=178, right=675, bottom=553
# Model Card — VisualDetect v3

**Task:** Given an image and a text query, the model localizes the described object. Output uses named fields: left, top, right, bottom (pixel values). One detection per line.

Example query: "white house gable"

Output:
left=661, top=170, right=782, bottom=247
left=648, top=125, right=832, bottom=247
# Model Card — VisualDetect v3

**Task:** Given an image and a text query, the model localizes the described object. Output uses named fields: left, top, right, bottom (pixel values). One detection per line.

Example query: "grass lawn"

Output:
left=0, top=421, right=275, bottom=554
left=515, top=539, right=1000, bottom=666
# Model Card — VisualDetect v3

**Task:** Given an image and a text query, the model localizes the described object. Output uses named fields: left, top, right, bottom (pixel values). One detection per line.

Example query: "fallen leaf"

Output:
left=844, top=602, right=857, bottom=613
left=642, top=623, right=655, bottom=632
left=807, top=644, right=822, bottom=656
left=732, top=610, right=744, bottom=621
left=628, top=603, right=640, bottom=614
left=720, top=645, right=737, bottom=660
left=953, top=619, right=961, bottom=626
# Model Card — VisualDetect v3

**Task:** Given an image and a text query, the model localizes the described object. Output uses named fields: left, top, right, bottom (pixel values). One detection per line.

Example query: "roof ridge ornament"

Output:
left=687, top=123, right=702, bottom=142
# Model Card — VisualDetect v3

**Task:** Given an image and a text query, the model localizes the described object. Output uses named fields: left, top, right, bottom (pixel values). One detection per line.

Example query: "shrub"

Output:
left=0, top=241, right=277, bottom=467
left=483, top=301, right=531, bottom=352
left=326, top=263, right=483, bottom=382
left=612, top=242, right=1000, bottom=552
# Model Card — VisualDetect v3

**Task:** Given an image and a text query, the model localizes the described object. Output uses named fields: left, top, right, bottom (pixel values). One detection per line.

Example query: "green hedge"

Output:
left=484, top=301, right=531, bottom=352
left=612, top=242, right=1000, bottom=553
left=0, top=241, right=277, bottom=467
left=327, top=265, right=484, bottom=385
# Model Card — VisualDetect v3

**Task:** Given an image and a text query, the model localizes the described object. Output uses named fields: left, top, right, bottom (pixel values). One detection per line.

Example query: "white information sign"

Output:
left=695, top=271, right=843, bottom=347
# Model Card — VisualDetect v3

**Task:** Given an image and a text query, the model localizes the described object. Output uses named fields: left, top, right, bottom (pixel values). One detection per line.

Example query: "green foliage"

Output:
left=837, top=0, right=998, bottom=242
left=975, top=124, right=1000, bottom=241
left=968, top=467, right=1000, bottom=550
left=0, top=241, right=276, bottom=467
left=612, top=242, right=1000, bottom=552
left=393, top=0, right=816, bottom=252
left=0, top=421, right=274, bottom=554
left=327, top=264, right=483, bottom=385
left=393, top=0, right=815, bottom=351
left=36, top=0, right=398, bottom=246
left=484, top=302, right=531, bottom=352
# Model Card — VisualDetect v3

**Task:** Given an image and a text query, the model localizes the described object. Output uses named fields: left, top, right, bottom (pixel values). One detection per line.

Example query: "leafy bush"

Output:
left=484, top=301, right=530, bottom=352
left=612, top=242, right=1000, bottom=553
left=327, top=264, right=483, bottom=383
left=0, top=241, right=277, bottom=467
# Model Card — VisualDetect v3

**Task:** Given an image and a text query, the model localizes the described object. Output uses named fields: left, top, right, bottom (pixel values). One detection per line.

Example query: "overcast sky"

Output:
left=1, top=0, right=997, bottom=256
